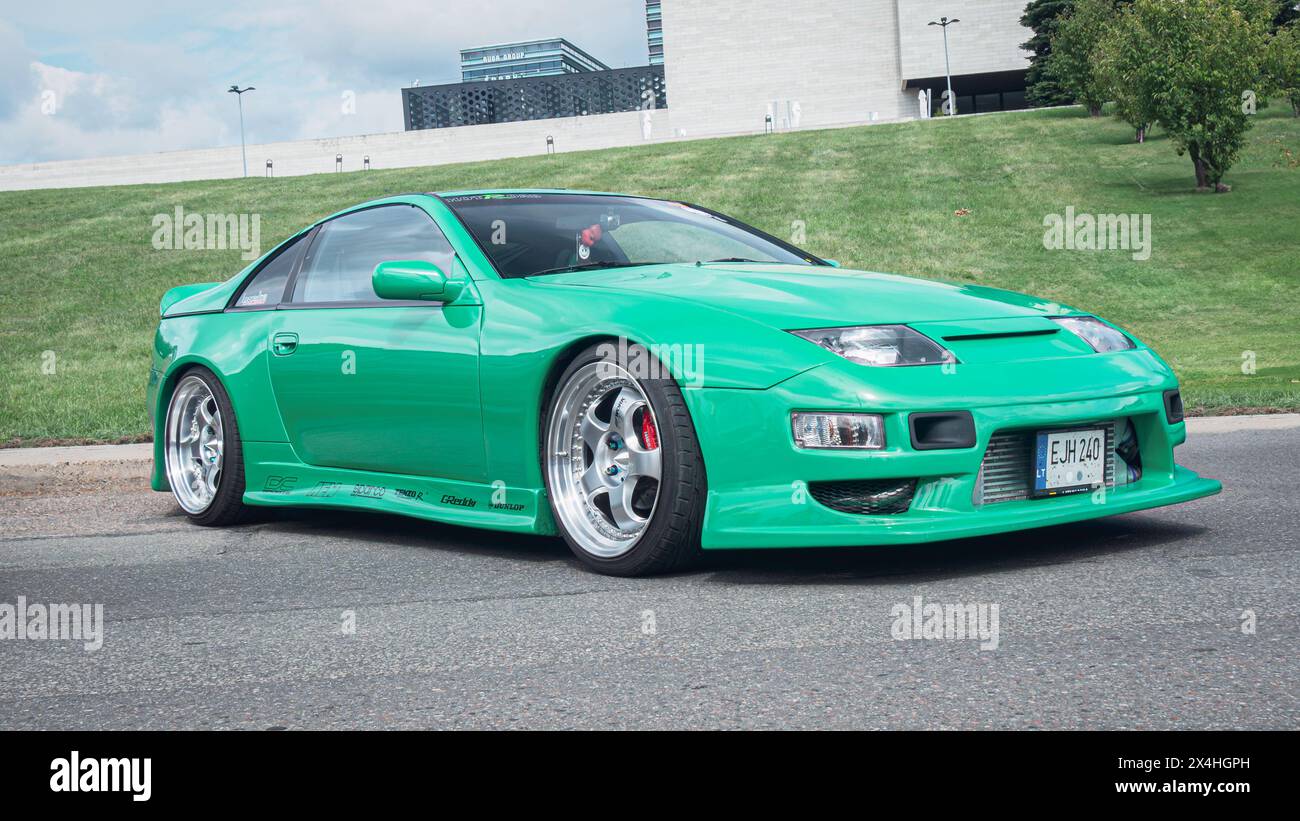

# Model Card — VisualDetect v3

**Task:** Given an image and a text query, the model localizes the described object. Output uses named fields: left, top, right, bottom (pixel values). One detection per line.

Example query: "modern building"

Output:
left=403, top=65, right=666, bottom=130
left=406, top=1, right=1028, bottom=133
left=459, top=38, right=611, bottom=82
left=646, top=1, right=664, bottom=65
left=661, top=0, right=1031, bottom=135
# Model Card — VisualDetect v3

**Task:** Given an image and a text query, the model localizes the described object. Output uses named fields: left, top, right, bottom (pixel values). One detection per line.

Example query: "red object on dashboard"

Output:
left=580, top=224, right=603, bottom=246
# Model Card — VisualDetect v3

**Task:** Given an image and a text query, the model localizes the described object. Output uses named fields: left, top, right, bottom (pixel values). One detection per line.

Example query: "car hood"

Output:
left=529, top=263, right=1078, bottom=328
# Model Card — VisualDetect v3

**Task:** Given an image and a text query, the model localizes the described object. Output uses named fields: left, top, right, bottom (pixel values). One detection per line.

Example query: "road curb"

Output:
left=1, top=414, right=1297, bottom=475
left=0, top=443, right=153, bottom=494
left=0, top=442, right=154, bottom=467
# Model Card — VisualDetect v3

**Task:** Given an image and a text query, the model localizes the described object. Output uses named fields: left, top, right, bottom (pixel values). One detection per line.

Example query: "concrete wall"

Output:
left=660, top=0, right=1030, bottom=137
left=0, top=108, right=673, bottom=192
left=661, top=0, right=915, bottom=136
left=896, top=0, right=1031, bottom=80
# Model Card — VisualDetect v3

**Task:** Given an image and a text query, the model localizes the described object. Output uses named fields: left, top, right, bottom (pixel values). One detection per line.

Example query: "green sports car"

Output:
left=148, top=190, right=1221, bottom=575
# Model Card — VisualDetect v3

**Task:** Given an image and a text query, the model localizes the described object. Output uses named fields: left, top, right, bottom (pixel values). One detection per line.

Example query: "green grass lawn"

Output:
left=1, top=105, right=1297, bottom=444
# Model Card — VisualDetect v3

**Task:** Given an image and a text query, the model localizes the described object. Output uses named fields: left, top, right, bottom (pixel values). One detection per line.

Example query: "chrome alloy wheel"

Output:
left=546, top=362, right=663, bottom=558
left=165, top=374, right=224, bottom=514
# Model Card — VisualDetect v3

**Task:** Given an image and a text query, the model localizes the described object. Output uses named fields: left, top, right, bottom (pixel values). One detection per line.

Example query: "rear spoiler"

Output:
left=160, top=282, right=222, bottom=317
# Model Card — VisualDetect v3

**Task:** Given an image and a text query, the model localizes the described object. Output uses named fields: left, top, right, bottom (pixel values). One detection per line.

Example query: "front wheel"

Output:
left=163, top=367, right=250, bottom=526
left=543, top=344, right=706, bottom=576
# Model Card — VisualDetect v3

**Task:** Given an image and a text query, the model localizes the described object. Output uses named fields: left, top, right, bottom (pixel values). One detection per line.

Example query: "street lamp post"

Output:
left=927, top=17, right=960, bottom=116
left=227, top=85, right=255, bottom=177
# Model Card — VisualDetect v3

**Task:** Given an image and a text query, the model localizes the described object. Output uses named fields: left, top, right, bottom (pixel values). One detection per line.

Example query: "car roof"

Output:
left=429, top=188, right=642, bottom=199
left=307, top=190, right=667, bottom=233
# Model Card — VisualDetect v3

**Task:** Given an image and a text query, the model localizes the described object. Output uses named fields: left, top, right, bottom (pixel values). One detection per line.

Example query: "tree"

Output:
left=1270, top=0, right=1300, bottom=29
left=1098, top=0, right=1275, bottom=191
left=1022, top=0, right=1077, bottom=107
left=1109, top=83, right=1154, bottom=142
left=1270, top=23, right=1300, bottom=117
left=1046, top=0, right=1121, bottom=116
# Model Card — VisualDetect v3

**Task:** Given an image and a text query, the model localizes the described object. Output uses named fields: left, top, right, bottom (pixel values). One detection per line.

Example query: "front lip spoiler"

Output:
left=701, top=467, right=1221, bottom=549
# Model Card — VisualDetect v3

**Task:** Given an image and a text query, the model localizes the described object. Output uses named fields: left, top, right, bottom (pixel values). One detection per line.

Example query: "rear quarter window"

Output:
left=234, top=233, right=306, bottom=308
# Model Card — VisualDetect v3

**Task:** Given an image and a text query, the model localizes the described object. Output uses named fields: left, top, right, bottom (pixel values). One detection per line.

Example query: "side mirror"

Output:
left=822, top=259, right=842, bottom=268
left=372, top=260, right=464, bottom=302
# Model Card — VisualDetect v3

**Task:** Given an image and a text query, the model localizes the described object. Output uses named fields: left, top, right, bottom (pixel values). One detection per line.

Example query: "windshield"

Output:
left=441, top=192, right=823, bottom=278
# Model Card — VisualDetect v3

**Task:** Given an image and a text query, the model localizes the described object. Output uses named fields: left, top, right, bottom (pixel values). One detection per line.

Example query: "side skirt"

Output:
left=240, top=442, right=555, bottom=536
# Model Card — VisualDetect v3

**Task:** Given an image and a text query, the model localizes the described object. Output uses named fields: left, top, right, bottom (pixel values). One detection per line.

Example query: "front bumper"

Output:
left=687, top=352, right=1222, bottom=549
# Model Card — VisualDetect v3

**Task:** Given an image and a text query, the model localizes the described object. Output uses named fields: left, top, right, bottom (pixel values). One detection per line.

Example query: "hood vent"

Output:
left=941, top=329, right=1059, bottom=342
left=911, top=319, right=1083, bottom=364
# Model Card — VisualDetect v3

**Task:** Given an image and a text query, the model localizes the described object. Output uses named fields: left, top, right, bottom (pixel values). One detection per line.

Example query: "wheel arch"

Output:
left=538, top=335, right=621, bottom=419
left=535, top=333, right=705, bottom=489
left=150, top=356, right=235, bottom=492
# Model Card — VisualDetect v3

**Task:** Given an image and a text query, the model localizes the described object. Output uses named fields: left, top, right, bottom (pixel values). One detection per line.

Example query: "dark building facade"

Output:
left=403, top=65, right=667, bottom=130
left=903, top=70, right=1029, bottom=117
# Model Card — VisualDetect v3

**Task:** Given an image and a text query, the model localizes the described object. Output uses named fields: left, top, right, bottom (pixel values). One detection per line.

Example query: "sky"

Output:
left=0, top=0, right=650, bottom=164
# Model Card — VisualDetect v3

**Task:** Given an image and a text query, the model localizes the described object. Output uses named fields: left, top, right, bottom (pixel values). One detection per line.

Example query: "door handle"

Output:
left=272, top=332, right=299, bottom=356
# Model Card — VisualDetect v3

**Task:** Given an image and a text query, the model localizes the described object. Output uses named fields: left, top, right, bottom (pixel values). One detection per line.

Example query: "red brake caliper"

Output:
left=640, top=411, right=659, bottom=450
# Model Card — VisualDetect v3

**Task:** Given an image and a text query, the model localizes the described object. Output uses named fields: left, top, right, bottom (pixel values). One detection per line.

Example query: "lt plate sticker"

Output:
left=1034, top=427, right=1105, bottom=496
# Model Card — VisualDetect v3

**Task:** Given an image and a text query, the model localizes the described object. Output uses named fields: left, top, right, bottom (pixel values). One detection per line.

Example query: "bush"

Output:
left=1099, top=0, right=1275, bottom=190
left=1270, top=24, right=1300, bottom=117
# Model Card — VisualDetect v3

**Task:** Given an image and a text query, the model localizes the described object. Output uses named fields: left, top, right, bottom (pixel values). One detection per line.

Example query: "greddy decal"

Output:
left=440, top=494, right=477, bottom=508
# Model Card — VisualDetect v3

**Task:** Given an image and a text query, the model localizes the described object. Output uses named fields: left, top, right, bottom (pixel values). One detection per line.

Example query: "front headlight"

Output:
left=1050, top=316, right=1135, bottom=352
left=791, top=325, right=953, bottom=367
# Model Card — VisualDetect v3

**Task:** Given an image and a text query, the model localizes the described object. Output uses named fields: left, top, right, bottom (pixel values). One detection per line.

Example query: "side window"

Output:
left=291, top=205, right=456, bottom=304
left=234, top=233, right=305, bottom=308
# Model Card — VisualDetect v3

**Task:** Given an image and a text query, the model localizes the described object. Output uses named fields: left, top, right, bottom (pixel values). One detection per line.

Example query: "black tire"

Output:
left=165, top=366, right=251, bottom=527
left=542, top=342, right=707, bottom=576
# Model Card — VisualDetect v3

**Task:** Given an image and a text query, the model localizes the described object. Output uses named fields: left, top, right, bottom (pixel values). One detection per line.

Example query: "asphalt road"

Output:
left=1, top=425, right=1296, bottom=730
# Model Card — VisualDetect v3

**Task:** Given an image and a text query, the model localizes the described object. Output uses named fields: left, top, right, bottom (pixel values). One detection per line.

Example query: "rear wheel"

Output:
left=543, top=343, right=706, bottom=576
left=163, top=367, right=250, bottom=526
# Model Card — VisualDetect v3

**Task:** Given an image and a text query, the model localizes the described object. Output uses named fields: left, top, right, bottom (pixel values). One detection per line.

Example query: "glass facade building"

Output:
left=646, top=1, right=663, bottom=65
left=459, top=38, right=611, bottom=82
left=403, top=65, right=667, bottom=130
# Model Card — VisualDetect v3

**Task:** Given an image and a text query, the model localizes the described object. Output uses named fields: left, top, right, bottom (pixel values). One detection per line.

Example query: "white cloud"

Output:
left=0, top=21, right=38, bottom=120
left=0, top=65, right=234, bottom=163
left=0, top=0, right=651, bottom=164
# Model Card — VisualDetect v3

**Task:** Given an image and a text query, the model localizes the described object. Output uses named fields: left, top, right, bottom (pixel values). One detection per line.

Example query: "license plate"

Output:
left=1033, top=427, right=1106, bottom=497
